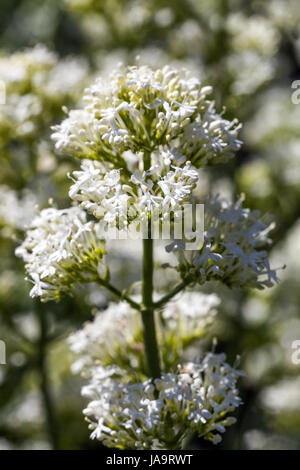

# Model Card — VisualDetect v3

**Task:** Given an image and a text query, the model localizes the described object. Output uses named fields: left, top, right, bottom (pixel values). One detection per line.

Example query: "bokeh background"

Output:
left=0, top=0, right=300, bottom=450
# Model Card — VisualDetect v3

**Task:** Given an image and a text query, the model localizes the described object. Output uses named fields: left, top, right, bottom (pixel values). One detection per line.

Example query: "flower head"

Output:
left=51, top=64, right=242, bottom=168
left=82, top=353, right=243, bottom=449
left=0, top=186, right=37, bottom=232
left=15, top=206, right=105, bottom=302
left=68, top=301, right=142, bottom=375
left=68, top=292, right=219, bottom=376
left=68, top=157, right=199, bottom=229
left=166, top=195, right=280, bottom=289
left=0, top=45, right=88, bottom=142
left=162, top=291, right=219, bottom=338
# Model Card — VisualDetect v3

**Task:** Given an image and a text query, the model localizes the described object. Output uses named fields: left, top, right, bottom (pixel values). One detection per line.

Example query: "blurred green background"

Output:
left=0, top=0, right=300, bottom=450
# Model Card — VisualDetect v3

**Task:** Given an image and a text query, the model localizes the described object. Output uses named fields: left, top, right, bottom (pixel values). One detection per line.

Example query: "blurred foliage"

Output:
left=0, top=0, right=300, bottom=450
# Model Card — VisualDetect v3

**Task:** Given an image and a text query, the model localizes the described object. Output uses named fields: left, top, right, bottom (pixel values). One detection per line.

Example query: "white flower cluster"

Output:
left=0, top=45, right=56, bottom=89
left=69, top=160, right=131, bottom=227
left=0, top=185, right=37, bottom=232
left=68, top=301, right=142, bottom=375
left=131, top=159, right=199, bottom=212
left=15, top=207, right=105, bottom=301
left=64, top=0, right=152, bottom=35
left=245, top=88, right=300, bottom=149
left=68, top=156, right=199, bottom=227
left=0, top=45, right=88, bottom=140
left=51, top=64, right=242, bottom=168
left=162, top=292, right=220, bottom=339
left=260, top=377, right=300, bottom=413
left=82, top=354, right=243, bottom=449
left=267, top=0, right=300, bottom=30
left=227, top=13, right=279, bottom=56
left=69, top=291, right=219, bottom=376
left=222, top=13, right=279, bottom=96
left=166, top=195, right=279, bottom=289
left=240, top=88, right=300, bottom=193
left=227, top=51, right=275, bottom=96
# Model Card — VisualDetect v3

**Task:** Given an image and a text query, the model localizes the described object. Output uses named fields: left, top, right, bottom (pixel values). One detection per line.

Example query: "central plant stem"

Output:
left=141, top=150, right=161, bottom=379
left=141, top=237, right=161, bottom=378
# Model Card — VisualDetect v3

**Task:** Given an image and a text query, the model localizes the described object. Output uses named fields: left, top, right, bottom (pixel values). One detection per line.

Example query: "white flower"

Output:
left=51, top=64, right=242, bottom=168
left=162, top=291, right=220, bottom=339
left=69, top=160, right=131, bottom=227
left=51, top=109, right=102, bottom=159
left=68, top=156, right=199, bottom=229
left=82, top=354, right=243, bottom=449
left=0, top=45, right=88, bottom=143
left=15, top=206, right=105, bottom=302
left=227, top=13, right=279, bottom=56
left=0, top=186, right=37, bottom=231
left=68, top=301, right=142, bottom=375
left=166, top=195, right=280, bottom=289
left=227, top=51, right=275, bottom=96
left=0, top=45, right=56, bottom=89
left=260, top=377, right=300, bottom=413
left=129, top=168, right=154, bottom=206
left=68, top=292, right=219, bottom=376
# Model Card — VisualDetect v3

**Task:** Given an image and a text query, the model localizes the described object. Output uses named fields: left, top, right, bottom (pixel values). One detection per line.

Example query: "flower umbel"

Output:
left=51, top=65, right=242, bottom=168
left=166, top=195, right=280, bottom=289
left=68, top=292, right=219, bottom=377
left=82, top=354, right=243, bottom=450
left=16, top=206, right=105, bottom=301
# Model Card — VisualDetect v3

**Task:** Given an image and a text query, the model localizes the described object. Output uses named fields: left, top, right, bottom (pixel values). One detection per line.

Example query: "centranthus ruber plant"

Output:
left=16, top=64, right=280, bottom=450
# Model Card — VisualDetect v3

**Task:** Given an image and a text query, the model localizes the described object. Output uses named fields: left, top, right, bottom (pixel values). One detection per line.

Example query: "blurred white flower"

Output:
left=162, top=291, right=219, bottom=337
left=227, top=51, right=275, bottom=95
left=227, top=13, right=279, bottom=56
left=0, top=186, right=37, bottom=231
left=260, top=377, right=300, bottom=413
left=68, top=292, right=219, bottom=375
left=0, top=45, right=88, bottom=144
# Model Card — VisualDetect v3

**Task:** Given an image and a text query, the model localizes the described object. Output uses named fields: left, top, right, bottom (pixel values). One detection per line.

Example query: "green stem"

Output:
left=153, top=278, right=191, bottom=309
left=97, top=278, right=141, bottom=311
left=140, top=149, right=161, bottom=379
left=141, top=236, right=161, bottom=379
left=36, top=303, right=59, bottom=450
left=181, top=431, right=195, bottom=450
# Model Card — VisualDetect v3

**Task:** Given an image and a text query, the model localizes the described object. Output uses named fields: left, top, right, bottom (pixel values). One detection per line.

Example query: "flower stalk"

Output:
left=141, top=150, right=161, bottom=379
left=36, top=303, right=59, bottom=449
left=141, top=236, right=161, bottom=379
